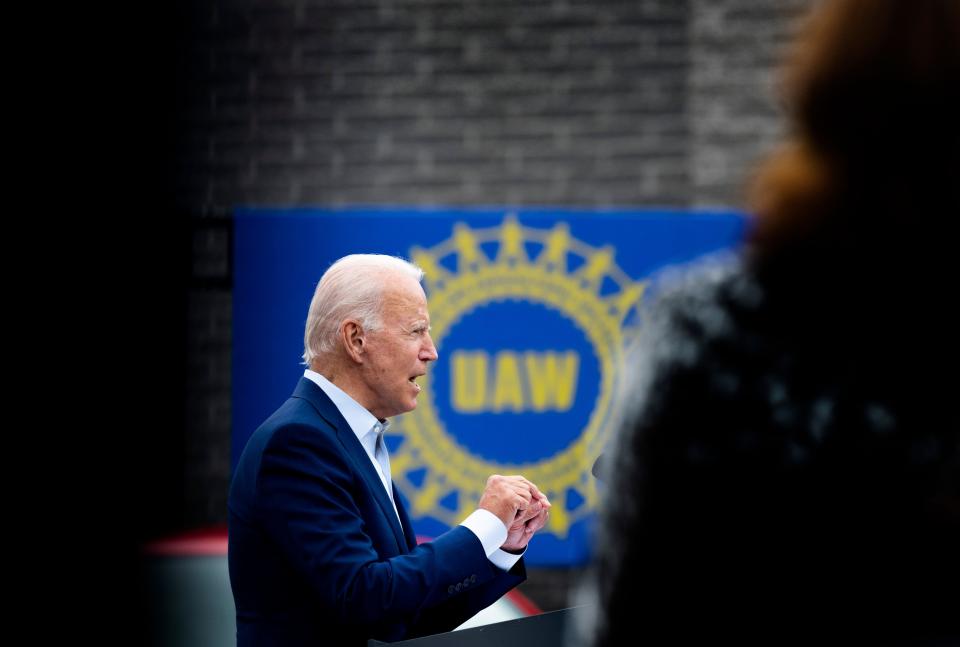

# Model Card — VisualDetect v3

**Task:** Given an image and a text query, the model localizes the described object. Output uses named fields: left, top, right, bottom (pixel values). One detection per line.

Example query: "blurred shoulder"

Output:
left=634, top=252, right=764, bottom=362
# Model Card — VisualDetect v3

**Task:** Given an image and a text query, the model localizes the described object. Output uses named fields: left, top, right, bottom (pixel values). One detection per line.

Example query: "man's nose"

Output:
left=421, top=333, right=438, bottom=362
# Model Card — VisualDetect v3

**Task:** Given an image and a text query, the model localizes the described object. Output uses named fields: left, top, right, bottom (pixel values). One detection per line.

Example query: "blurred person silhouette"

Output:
left=572, top=0, right=959, bottom=644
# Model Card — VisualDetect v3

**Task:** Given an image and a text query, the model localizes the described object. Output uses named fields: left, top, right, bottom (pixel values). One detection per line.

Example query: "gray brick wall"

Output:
left=177, top=0, right=694, bottom=209
left=688, top=0, right=809, bottom=206
left=176, top=0, right=813, bottom=610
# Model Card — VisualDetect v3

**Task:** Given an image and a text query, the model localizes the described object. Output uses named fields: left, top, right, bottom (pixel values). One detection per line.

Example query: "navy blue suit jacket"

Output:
left=228, top=377, right=526, bottom=646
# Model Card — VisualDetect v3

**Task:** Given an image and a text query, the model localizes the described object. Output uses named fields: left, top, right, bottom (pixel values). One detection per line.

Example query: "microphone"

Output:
left=591, top=454, right=605, bottom=480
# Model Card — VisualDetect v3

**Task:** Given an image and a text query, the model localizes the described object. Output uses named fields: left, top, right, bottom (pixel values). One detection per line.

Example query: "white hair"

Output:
left=302, top=254, right=424, bottom=365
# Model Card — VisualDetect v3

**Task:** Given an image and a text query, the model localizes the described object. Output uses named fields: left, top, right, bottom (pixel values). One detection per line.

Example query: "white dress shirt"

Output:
left=304, top=370, right=523, bottom=571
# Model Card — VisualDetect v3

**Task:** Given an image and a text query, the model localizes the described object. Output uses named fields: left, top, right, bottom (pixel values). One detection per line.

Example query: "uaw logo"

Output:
left=387, top=216, right=646, bottom=538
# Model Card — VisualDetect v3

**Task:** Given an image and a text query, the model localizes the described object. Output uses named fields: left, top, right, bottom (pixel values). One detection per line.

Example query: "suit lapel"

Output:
left=292, top=377, right=408, bottom=553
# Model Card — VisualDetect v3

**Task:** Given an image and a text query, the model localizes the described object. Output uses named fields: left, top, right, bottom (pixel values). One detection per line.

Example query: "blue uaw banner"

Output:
left=233, top=207, right=748, bottom=565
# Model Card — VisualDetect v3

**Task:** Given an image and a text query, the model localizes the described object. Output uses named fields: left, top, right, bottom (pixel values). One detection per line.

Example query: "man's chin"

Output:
left=388, top=400, right=418, bottom=418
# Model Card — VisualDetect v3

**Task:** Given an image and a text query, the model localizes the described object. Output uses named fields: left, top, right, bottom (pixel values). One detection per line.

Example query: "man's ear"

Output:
left=341, top=320, right=365, bottom=364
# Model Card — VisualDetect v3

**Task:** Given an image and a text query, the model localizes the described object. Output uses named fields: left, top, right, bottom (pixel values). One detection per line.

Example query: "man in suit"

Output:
left=228, top=253, right=551, bottom=646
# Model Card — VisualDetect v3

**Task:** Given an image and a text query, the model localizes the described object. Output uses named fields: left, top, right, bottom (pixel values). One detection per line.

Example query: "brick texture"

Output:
left=688, top=0, right=809, bottom=206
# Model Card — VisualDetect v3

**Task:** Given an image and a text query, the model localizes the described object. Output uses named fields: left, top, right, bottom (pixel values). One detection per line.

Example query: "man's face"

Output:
left=360, top=275, right=438, bottom=420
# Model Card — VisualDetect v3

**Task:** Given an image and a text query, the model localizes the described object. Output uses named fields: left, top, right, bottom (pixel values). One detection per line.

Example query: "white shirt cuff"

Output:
left=459, top=509, right=525, bottom=571
left=488, top=546, right=524, bottom=571
left=459, top=509, right=526, bottom=571
left=459, top=509, right=506, bottom=554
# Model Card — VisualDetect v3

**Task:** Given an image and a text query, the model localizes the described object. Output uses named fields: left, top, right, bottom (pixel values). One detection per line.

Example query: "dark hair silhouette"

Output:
left=748, top=0, right=960, bottom=254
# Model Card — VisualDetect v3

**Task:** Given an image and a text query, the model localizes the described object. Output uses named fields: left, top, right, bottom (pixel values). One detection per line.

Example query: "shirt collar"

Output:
left=303, top=369, right=386, bottom=445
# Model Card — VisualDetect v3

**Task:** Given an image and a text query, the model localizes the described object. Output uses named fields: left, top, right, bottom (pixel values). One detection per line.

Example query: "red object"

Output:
left=143, top=525, right=228, bottom=557
left=504, top=589, right=542, bottom=616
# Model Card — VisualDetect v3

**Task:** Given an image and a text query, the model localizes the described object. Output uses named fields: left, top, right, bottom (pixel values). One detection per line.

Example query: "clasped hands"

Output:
left=478, top=474, right=552, bottom=553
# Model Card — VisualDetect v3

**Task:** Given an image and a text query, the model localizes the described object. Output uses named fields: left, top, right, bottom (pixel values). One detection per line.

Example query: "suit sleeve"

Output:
left=407, top=557, right=526, bottom=637
left=255, top=422, right=522, bottom=627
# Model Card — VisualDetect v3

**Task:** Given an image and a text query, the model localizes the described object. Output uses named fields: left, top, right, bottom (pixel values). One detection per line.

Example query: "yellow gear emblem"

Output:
left=388, top=215, right=646, bottom=537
